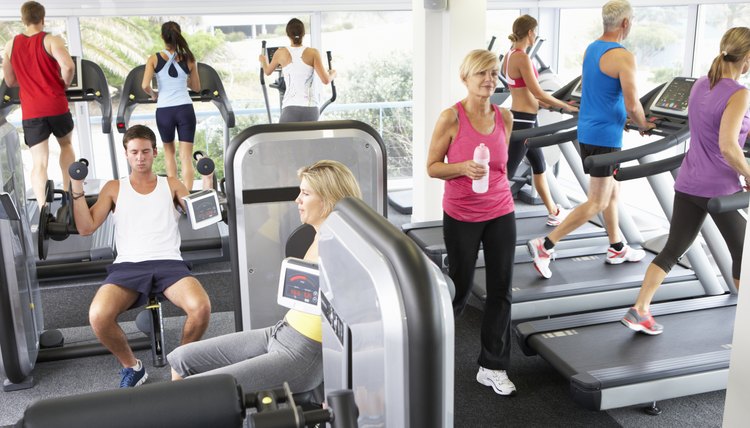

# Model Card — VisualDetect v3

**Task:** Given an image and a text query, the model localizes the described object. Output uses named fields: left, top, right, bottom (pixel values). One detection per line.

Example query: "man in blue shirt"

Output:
left=527, top=0, right=656, bottom=279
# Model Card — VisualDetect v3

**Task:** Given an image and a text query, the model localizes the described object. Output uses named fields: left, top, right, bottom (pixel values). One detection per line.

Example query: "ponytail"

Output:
left=707, top=27, right=750, bottom=89
left=161, top=21, right=195, bottom=63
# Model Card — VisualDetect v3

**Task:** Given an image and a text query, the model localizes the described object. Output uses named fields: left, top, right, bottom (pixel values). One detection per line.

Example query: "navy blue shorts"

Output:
left=155, top=104, right=196, bottom=143
left=579, top=142, right=621, bottom=177
left=22, top=111, right=74, bottom=148
left=104, top=259, right=194, bottom=309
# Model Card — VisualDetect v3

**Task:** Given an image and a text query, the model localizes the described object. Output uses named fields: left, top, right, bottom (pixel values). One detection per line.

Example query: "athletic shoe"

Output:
left=546, top=205, right=571, bottom=227
left=476, top=367, right=517, bottom=396
left=606, top=245, right=646, bottom=264
left=621, top=307, right=663, bottom=335
left=119, top=363, right=148, bottom=388
left=527, top=237, right=554, bottom=279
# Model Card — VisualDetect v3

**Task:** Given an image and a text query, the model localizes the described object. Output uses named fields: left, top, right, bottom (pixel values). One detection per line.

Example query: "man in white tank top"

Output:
left=70, top=125, right=212, bottom=388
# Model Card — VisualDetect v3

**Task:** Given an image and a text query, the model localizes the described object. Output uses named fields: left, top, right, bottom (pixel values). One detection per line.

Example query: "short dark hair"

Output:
left=286, top=18, right=305, bottom=43
left=122, top=124, right=157, bottom=150
left=21, top=1, right=45, bottom=26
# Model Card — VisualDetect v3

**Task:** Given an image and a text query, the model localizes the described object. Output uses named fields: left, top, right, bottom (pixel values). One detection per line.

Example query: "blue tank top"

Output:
left=577, top=40, right=627, bottom=148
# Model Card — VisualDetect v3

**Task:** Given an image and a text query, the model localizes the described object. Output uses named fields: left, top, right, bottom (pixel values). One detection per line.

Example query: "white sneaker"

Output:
left=606, top=245, right=646, bottom=264
left=527, top=237, right=554, bottom=279
left=476, top=367, right=517, bottom=396
left=546, top=204, right=570, bottom=227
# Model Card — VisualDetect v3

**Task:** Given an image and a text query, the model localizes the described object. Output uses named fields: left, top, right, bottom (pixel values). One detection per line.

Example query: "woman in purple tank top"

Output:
left=622, top=27, right=750, bottom=335
left=427, top=49, right=518, bottom=396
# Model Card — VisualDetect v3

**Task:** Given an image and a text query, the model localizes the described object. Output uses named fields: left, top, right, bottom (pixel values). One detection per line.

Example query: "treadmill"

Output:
left=0, top=58, right=122, bottom=280
left=514, top=167, right=744, bottom=411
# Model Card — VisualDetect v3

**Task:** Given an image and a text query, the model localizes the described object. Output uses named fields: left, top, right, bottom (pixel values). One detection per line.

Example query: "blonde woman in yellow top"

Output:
left=167, top=160, right=361, bottom=393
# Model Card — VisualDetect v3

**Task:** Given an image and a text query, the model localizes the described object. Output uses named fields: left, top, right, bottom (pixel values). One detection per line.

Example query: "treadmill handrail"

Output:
left=525, top=129, right=578, bottom=149
left=708, top=191, right=750, bottom=214
left=613, top=153, right=685, bottom=181
left=116, top=62, right=235, bottom=132
left=509, top=116, right=578, bottom=145
left=584, top=126, right=690, bottom=169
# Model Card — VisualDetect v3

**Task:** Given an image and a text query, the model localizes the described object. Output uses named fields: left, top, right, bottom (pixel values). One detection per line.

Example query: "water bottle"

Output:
left=472, top=143, right=490, bottom=194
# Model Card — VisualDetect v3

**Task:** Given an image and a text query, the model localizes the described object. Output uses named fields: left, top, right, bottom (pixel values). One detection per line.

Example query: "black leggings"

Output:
left=507, top=111, right=546, bottom=178
left=444, top=211, right=516, bottom=370
left=653, top=190, right=745, bottom=280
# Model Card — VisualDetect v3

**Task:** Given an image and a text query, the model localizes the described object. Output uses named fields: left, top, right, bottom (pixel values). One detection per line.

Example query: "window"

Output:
left=694, top=4, right=750, bottom=87
left=557, top=7, right=689, bottom=93
left=320, top=11, right=413, bottom=179
left=486, top=9, right=521, bottom=53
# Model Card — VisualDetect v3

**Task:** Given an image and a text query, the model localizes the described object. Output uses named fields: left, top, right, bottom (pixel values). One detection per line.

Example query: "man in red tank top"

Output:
left=2, top=1, right=76, bottom=209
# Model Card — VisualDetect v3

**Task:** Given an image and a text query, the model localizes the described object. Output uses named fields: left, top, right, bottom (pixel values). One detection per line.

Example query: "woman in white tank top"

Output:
left=259, top=18, right=337, bottom=123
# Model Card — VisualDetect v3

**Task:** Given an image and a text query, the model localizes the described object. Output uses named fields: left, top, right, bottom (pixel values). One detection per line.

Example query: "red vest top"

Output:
left=11, top=32, right=69, bottom=120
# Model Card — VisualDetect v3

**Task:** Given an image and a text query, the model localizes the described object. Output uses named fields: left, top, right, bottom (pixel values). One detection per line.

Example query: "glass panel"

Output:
left=694, top=4, right=750, bottom=87
left=320, top=11, right=413, bottom=179
left=557, top=7, right=689, bottom=93
left=486, top=9, right=521, bottom=52
left=78, top=15, right=299, bottom=184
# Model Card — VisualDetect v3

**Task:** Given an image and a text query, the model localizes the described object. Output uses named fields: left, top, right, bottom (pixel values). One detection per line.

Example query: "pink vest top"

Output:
left=443, top=102, right=514, bottom=222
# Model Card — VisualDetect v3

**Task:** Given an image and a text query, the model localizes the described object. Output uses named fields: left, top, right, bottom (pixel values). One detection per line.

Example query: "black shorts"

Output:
left=22, top=111, right=74, bottom=148
left=579, top=142, right=621, bottom=177
left=104, top=259, right=194, bottom=309
left=155, top=104, right=197, bottom=143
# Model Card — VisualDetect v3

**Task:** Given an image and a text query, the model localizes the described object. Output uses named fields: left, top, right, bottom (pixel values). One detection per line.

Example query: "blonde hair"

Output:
left=298, top=160, right=362, bottom=218
left=459, top=49, right=500, bottom=81
left=602, top=0, right=632, bottom=32
left=508, top=15, right=537, bottom=43
left=708, top=27, right=750, bottom=89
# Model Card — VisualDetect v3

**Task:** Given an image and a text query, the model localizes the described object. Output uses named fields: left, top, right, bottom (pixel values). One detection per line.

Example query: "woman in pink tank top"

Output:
left=427, top=49, right=518, bottom=396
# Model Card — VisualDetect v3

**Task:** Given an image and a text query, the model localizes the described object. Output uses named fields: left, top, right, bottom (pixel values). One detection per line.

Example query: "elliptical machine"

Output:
left=259, top=40, right=337, bottom=124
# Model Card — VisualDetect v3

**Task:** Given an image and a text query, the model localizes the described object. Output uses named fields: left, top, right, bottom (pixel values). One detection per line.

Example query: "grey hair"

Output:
left=602, top=0, right=633, bottom=31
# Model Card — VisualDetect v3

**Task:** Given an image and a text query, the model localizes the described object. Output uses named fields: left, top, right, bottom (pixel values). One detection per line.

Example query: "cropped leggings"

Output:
left=653, top=190, right=745, bottom=280
left=506, top=111, right=546, bottom=178
left=168, top=319, right=322, bottom=394
left=444, top=210, right=515, bottom=370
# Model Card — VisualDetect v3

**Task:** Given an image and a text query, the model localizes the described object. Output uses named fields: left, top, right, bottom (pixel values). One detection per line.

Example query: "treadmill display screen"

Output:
left=649, top=77, right=696, bottom=118
left=571, top=79, right=583, bottom=99
left=67, top=56, right=83, bottom=92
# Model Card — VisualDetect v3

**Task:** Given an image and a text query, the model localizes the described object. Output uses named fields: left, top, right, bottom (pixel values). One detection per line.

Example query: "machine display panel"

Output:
left=649, top=77, right=697, bottom=118
left=277, top=257, right=320, bottom=315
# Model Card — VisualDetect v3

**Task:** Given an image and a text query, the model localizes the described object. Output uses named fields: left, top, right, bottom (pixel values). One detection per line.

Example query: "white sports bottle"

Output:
left=472, top=143, right=490, bottom=193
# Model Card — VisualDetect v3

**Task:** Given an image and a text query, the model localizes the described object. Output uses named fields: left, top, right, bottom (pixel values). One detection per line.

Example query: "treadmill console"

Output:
left=649, top=77, right=696, bottom=118
left=570, top=78, right=583, bottom=100
left=66, top=56, right=84, bottom=92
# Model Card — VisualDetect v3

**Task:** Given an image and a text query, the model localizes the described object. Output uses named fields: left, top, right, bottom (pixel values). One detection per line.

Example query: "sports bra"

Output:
left=503, top=48, right=539, bottom=89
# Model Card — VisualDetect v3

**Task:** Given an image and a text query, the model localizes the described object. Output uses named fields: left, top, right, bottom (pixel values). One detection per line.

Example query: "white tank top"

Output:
left=113, top=175, right=182, bottom=263
left=282, top=46, right=318, bottom=108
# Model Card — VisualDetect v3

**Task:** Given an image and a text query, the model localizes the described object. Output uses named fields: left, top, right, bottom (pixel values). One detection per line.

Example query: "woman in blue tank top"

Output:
left=622, top=27, right=750, bottom=335
left=142, top=21, right=201, bottom=191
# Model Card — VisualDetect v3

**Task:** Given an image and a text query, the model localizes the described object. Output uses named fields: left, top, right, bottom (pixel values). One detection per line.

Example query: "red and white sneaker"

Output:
left=527, top=237, right=554, bottom=279
left=546, top=204, right=571, bottom=227
left=606, top=245, right=646, bottom=265
left=621, top=307, right=663, bottom=335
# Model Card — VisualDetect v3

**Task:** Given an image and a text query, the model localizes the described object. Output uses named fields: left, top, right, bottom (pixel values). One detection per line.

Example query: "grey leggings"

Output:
left=653, top=190, right=745, bottom=280
left=279, top=106, right=320, bottom=123
left=167, top=320, right=322, bottom=393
